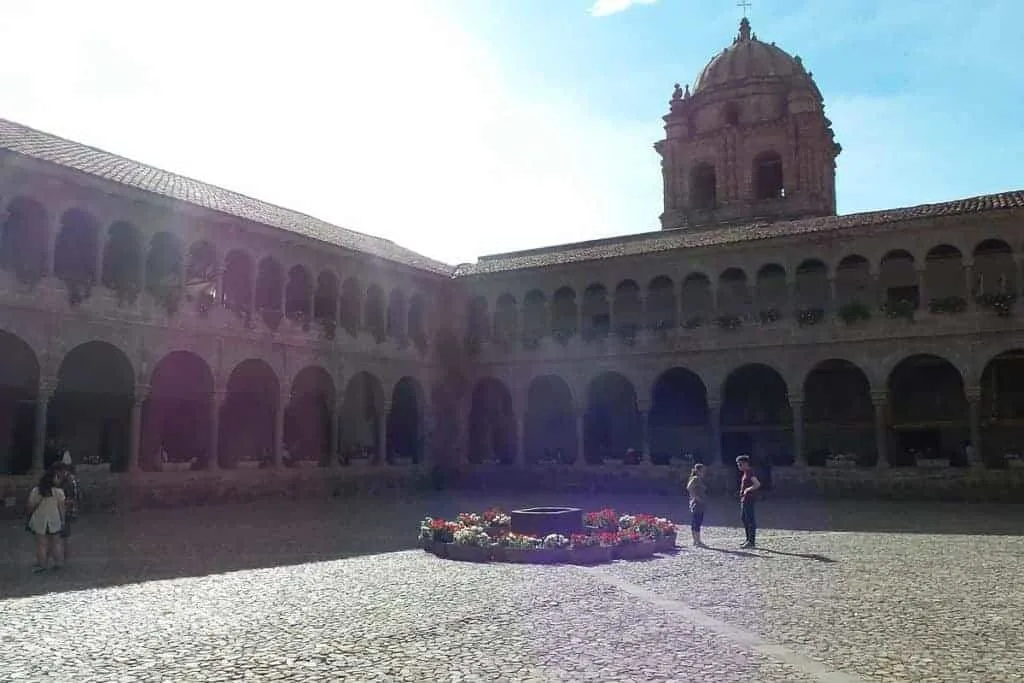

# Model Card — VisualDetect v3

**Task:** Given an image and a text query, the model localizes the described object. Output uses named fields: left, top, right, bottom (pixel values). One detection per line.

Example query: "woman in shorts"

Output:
left=686, top=463, right=708, bottom=547
left=26, top=466, right=66, bottom=572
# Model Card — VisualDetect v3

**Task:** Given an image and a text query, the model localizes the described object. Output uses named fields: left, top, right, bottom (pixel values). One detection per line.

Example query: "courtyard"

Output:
left=1, top=494, right=1022, bottom=682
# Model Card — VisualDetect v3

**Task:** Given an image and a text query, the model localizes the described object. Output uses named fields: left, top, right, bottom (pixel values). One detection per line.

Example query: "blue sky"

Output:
left=0, top=0, right=1018, bottom=265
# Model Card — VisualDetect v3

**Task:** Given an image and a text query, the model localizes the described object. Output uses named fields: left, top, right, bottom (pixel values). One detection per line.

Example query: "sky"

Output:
left=0, top=0, right=1019, bottom=266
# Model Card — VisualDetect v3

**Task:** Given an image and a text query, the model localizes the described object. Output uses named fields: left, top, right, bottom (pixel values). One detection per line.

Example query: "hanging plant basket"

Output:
left=839, top=301, right=871, bottom=325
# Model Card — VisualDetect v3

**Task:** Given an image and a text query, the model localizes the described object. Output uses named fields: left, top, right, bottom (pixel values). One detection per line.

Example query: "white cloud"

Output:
left=0, top=0, right=661, bottom=265
left=589, top=0, right=660, bottom=18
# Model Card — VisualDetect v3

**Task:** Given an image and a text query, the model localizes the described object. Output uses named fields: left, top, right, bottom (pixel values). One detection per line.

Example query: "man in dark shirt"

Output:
left=53, top=462, right=81, bottom=561
left=736, top=455, right=761, bottom=549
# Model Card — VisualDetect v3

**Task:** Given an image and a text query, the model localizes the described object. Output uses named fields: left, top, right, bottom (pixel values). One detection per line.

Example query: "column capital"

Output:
left=707, top=399, right=723, bottom=411
left=789, top=394, right=804, bottom=407
left=965, top=386, right=982, bottom=403
left=870, top=390, right=887, bottom=406
left=134, top=384, right=151, bottom=405
left=38, top=377, right=58, bottom=398
left=636, top=399, right=651, bottom=414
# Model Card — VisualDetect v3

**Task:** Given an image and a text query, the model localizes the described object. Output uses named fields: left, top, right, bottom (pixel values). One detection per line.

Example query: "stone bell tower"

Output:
left=655, top=18, right=842, bottom=230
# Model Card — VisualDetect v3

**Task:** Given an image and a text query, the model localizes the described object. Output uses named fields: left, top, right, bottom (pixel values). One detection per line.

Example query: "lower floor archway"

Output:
left=584, top=372, right=640, bottom=464
left=386, top=377, right=425, bottom=464
left=803, top=359, right=875, bottom=467
left=720, top=364, right=792, bottom=468
left=0, top=329, right=39, bottom=475
left=524, top=375, right=576, bottom=464
left=980, top=349, right=1024, bottom=466
left=468, top=378, right=516, bottom=465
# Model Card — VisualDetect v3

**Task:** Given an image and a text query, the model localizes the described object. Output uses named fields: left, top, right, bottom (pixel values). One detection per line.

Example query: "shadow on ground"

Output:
left=2, top=492, right=1021, bottom=599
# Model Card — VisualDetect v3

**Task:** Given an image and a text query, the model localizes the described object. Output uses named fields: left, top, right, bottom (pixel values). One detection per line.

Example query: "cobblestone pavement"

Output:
left=1, top=494, right=1022, bottom=682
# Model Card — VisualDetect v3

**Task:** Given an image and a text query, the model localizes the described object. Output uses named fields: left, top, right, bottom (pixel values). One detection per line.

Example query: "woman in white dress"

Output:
left=26, top=467, right=66, bottom=572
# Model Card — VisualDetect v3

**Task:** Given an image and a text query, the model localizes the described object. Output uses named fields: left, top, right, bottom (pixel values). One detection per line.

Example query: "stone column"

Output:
left=31, top=379, right=56, bottom=473
left=273, top=392, right=288, bottom=468
left=329, top=398, right=343, bottom=467
left=377, top=401, right=390, bottom=464
left=575, top=411, right=586, bottom=465
left=872, top=391, right=888, bottom=468
left=637, top=400, right=651, bottom=462
left=966, top=387, right=982, bottom=467
left=207, top=390, right=223, bottom=471
left=827, top=278, right=838, bottom=312
left=963, top=262, right=975, bottom=311
left=128, top=384, right=149, bottom=472
left=916, top=268, right=928, bottom=313
left=708, top=399, right=722, bottom=467
left=791, top=398, right=805, bottom=466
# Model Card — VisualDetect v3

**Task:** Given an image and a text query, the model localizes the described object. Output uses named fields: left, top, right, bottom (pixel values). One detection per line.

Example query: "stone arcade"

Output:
left=1, top=19, right=1023, bottom=505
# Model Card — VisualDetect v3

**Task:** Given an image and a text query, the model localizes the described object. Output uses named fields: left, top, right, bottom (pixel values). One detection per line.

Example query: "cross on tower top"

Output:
left=737, top=0, right=752, bottom=18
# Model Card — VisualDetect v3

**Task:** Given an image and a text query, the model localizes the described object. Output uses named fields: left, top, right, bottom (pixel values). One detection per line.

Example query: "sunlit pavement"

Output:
left=2, top=495, right=1022, bottom=682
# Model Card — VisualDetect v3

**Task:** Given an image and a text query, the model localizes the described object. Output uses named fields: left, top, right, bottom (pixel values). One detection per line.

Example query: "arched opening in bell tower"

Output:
left=690, top=163, right=717, bottom=210
left=753, top=151, right=784, bottom=200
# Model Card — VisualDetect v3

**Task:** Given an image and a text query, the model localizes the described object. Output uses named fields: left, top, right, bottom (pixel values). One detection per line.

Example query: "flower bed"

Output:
left=418, top=508, right=677, bottom=565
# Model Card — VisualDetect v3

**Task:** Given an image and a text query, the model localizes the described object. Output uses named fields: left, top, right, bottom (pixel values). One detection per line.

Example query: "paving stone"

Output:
left=1, top=496, right=1021, bottom=681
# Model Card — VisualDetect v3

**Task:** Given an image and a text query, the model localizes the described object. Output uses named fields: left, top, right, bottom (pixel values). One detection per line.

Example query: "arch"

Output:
left=721, top=363, right=792, bottom=466
left=582, top=283, right=610, bottom=341
left=802, top=359, right=874, bottom=466
left=524, top=375, right=576, bottom=464
left=584, top=371, right=640, bottom=464
left=255, top=257, right=284, bottom=330
left=835, top=254, right=872, bottom=306
left=465, top=295, right=489, bottom=353
left=53, top=341, right=136, bottom=472
left=646, top=276, right=676, bottom=331
left=340, top=277, right=362, bottom=336
left=386, top=288, right=407, bottom=344
left=795, top=258, right=829, bottom=309
left=649, top=367, right=709, bottom=465
left=717, top=267, right=749, bottom=317
left=979, top=349, right=1024, bottom=466
left=690, top=163, right=717, bottom=210
left=612, top=280, right=642, bottom=339
left=522, top=289, right=548, bottom=346
left=493, top=293, right=517, bottom=344
left=886, top=354, right=966, bottom=467
left=0, top=330, right=40, bottom=475
left=551, top=287, right=578, bottom=342
left=285, top=365, right=335, bottom=466
left=220, top=359, right=280, bottom=468
left=0, top=196, right=48, bottom=285
left=145, top=232, right=185, bottom=313
left=101, top=221, right=143, bottom=302
left=755, top=263, right=787, bottom=315
left=387, top=376, right=425, bottom=464
left=364, top=284, right=387, bottom=343
left=184, top=241, right=217, bottom=313
left=341, top=371, right=385, bottom=463
left=924, top=244, right=966, bottom=310
left=408, top=293, right=428, bottom=353
left=681, top=273, right=712, bottom=326
left=972, top=238, right=1016, bottom=300
left=468, top=377, right=516, bottom=464
left=313, top=270, right=339, bottom=337
left=53, top=208, right=100, bottom=304
left=879, top=249, right=918, bottom=313
left=753, top=151, right=784, bottom=200
left=284, top=265, right=313, bottom=323
left=143, top=351, right=214, bottom=471
left=221, top=249, right=253, bottom=317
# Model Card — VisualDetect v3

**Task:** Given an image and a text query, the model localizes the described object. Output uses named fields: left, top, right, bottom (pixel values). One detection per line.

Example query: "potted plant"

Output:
left=715, top=314, right=742, bottom=330
left=652, top=517, right=678, bottom=553
left=928, top=296, right=967, bottom=315
left=447, top=525, right=493, bottom=562
left=758, top=308, right=781, bottom=325
left=682, top=316, right=704, bottom=330
left=567, top=533, right=614, bottom=564
left=838, top=301, right=871, bottom=325
left=826, top=452, right=857, bottom=468
left=584, top=508, right=618, bottom=534
left=796, top=307, right=825, bottom=327
left=420, top=518, right=457, bottom=557
left=481, top=507, right=511, bottom=538
left=977, top=292, right=1015, bottom=317
left=615, top=528, right=656, bottom=560
left=496, top=532, right=542, bottom=563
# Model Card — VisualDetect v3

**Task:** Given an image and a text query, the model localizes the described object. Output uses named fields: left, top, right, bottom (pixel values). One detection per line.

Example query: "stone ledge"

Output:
left=2, top=463, right=1021, bottom=517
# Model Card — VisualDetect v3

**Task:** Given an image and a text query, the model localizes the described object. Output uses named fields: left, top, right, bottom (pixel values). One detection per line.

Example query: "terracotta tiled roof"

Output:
left=0, top=118, right=454, bottom=275
left=456, top=191, right=1024, bottom=276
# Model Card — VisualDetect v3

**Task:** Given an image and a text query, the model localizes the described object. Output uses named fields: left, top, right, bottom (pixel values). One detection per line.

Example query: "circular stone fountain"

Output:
left=510, top=507, right=583, bottom=538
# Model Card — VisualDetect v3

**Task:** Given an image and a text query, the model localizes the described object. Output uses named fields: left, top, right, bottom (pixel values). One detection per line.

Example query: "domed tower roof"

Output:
left=693, top=18, right=815, bottom=95
left=654, top=17, right=840, bottom=231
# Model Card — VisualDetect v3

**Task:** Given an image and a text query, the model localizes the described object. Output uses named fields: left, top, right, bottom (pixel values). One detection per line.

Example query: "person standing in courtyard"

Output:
left=736, top=455, right=761, bottom=549
left=25, top=466, right=66, bottom=572
left=54, top=462, right=81, bottom=563
left=685, top=463, right=708, bottom=547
